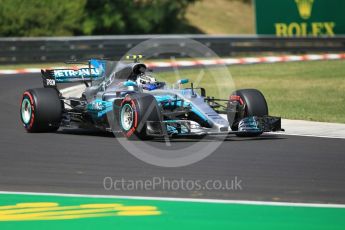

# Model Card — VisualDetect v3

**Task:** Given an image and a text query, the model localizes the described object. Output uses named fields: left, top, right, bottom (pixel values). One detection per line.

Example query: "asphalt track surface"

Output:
left=0, top=74, right=345, bottom=204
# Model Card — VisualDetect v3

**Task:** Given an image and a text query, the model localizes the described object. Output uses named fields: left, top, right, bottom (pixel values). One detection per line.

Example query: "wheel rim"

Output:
left=21, top=98, right=32, bottom=124
left=120, top=104, right=134, bottom=131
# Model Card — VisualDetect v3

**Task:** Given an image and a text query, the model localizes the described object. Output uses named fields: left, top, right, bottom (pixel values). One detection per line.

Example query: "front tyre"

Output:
left=20, top=88, right=62, bottom=132
left=118, top=93, right=161, bottom=140
left=227, top=89, right=268, bottom=137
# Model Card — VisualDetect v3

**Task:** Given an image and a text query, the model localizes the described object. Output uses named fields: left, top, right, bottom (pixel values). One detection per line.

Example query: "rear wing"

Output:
left=41, top=59, right=106, bottom=88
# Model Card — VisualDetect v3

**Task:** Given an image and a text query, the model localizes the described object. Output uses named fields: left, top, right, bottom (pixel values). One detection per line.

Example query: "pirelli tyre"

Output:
left=118, top=93, right=161, bottom=140
left=227, top=89, right=268, bottom=137
left=20, top=88, right=62, bottom=132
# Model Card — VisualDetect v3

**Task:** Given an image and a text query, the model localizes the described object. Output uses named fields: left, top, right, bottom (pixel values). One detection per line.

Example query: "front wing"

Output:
left=146, top=116, right=283, bottom=137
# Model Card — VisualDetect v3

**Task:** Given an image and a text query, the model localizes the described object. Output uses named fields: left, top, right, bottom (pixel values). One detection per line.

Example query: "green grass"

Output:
left=156, top=60, right=345, bottom=123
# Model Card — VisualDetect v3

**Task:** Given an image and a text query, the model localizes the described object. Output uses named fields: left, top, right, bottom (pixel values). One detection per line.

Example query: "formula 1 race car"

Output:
left=20, top=56, right=283, bottom=139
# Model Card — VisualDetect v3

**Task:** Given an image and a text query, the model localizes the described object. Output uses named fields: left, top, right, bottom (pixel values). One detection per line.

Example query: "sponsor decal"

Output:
left=53, top=68, right=100, bottom=78
left=275, top=22, right=335, bottom=37
left=295, top=0, right=314, bottom=20
left=276, top=0, right=335, bottom=36
left=46, top=79, right=56, bottom=86
left=255, top=0, right=344, bottom=36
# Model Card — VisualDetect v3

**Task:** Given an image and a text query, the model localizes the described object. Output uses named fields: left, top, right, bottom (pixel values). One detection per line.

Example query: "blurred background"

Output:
left=0, top=0, right=253, bottom=36
left=0, top=0, right=344, bottom=122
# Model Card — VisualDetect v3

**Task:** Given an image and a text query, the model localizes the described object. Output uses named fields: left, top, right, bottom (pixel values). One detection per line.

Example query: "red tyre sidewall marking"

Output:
left=229, top=95, right=244, bottom=105
left=230, top=94, right=246, bottom=117
left=22, top=92, right=35, bottom=130
left=120, top=97, right=138, bottom=138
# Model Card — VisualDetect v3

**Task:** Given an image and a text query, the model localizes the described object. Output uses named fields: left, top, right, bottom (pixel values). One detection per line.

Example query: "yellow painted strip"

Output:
left=0, top=205, right=82, bottom=215
left=116, top=206, right=157, bottom=211
left=0, top=203, right=57, bottom=210
left=0, top=205, right=17, bottom=210
left=117, top=210, right=161, bottom=216
left=0, top=213, right=116, bottom=221
left=80, top=204, right=122, bottom=208
left=0, top=202, right=161, bottom=221
left=16, top=202, right=58, bottom=208
left=35, top=213, right=115, bottom=221
left=0, top=207, right=116, bottom=219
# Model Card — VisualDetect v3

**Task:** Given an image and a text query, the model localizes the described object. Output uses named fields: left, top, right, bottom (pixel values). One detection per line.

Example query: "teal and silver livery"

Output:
left=20, top=57, right=283, bottom=138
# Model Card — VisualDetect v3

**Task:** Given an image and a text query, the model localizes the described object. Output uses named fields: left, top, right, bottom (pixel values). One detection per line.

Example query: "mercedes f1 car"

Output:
left=20, top=56, right=283, bottom=139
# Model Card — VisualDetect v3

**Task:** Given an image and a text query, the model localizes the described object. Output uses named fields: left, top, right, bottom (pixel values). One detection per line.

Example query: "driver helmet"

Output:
left=136, top=74, right=160, bottom=91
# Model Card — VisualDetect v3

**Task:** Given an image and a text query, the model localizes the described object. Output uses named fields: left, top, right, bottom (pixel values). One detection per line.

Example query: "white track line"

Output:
left=0, top=191, right=344, bottom=208
left=218, top=114, right=345, bottom=139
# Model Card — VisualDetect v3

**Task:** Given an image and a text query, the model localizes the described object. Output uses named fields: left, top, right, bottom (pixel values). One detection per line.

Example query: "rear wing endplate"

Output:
left=41, top=68, right=103, bottom=87
left=41, top=59, right=106, bottom=88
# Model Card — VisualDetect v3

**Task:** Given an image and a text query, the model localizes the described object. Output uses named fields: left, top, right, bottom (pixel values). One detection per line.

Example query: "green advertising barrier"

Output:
left=254, top=0, right=345, bottom=36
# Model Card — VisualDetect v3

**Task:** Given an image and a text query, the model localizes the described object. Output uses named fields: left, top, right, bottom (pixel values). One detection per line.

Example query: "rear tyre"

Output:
left=227, top=89, right=268, bottom=137
left=20, top=88, right=62, bottom=132
left=118, top=93, right=161, bottom=140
